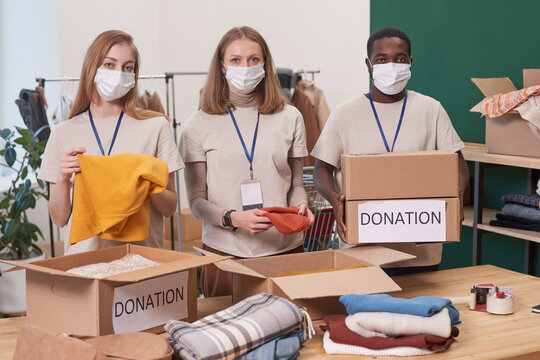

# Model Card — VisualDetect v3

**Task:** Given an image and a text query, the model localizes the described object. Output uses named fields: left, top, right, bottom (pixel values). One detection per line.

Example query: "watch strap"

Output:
left=224, top=209, right=237, bottom=231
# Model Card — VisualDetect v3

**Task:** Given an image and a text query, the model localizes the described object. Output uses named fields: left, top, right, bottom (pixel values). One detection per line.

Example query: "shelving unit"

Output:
left=462, top=142, right=540, bottom=274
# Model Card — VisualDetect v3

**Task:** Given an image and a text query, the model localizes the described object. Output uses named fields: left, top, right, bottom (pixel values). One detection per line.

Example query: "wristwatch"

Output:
left=223, top=209, right=238, bottom=232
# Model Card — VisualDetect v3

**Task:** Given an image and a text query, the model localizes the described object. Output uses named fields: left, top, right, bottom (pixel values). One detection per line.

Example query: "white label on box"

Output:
left=112, top=271, right=188, bottom=334
left=357, top=200, right=446, bottom=243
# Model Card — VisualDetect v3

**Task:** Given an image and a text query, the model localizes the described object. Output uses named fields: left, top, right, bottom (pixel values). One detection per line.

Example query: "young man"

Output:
left=311, top=27, right=469, bottom=275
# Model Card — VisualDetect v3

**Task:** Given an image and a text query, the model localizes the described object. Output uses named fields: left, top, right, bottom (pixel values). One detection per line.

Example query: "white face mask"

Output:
left=94, top=68, right=136, bottom=101
left=370, top=61, right=411, bottom=95
left=224, top=63, right=265, bottom=94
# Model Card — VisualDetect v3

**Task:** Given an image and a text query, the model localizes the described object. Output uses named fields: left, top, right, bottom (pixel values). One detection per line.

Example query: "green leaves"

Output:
left=0, top=126, right=48, bottom=260
left=15, top=126, right=32, bottom=146
left=4, top=147, right=16, bottom=166
left=0, top=128, right=13, bottom=140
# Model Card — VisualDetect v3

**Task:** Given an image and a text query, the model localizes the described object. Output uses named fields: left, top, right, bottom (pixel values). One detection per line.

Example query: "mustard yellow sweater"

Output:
left=69, top=153, right=168, bottom=244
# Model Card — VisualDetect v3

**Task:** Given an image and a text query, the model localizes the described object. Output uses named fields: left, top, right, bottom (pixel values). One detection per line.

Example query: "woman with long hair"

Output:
left=181, top=26, right=314, bottom=297
left=39, top=30, right=184, bottom=254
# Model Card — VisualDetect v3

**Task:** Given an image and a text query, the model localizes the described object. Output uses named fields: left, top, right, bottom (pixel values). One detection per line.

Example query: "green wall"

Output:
left=371, top=0, right=540, bottom=275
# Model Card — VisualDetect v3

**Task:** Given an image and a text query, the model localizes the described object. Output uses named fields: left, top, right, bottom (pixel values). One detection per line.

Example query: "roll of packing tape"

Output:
left=486, top=291, right=514, bottom=315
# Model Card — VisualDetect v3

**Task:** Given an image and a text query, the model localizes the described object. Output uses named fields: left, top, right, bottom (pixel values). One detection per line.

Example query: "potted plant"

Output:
left=0, top=126, right=48, bottom=314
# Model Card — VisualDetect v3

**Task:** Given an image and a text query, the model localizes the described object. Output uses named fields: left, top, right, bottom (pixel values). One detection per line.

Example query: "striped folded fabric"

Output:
left=480, top=85, right=540, bottom=118
left=165, top=293, right=305, bottom=360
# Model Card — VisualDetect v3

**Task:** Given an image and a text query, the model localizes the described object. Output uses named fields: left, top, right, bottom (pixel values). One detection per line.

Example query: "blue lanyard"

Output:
left=88, top=108, right=124, bottom=156
left=227, top=106, right=260, bottom=179
left=368, top=90, right=408, bottom=152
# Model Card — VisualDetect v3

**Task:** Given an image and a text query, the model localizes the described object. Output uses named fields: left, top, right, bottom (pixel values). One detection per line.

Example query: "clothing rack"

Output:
left=37, top=74, right=168, bottom=84
left=36, top=72, right=208, bottom=255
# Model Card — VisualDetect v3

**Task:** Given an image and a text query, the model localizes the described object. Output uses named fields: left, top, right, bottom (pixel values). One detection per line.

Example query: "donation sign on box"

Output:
left=113, top=271, right=189, bottom=333
left=357, top=200, right=446, bottom=243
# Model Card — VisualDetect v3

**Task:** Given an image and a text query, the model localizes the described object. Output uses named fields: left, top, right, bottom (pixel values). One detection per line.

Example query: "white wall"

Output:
left=0, top=0, right=60, bottom=163
left=0, top=0, right=61, bottom=246
left=57, top=0, right=371, bottom=207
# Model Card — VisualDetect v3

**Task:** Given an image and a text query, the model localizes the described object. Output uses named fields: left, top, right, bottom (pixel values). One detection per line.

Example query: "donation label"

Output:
left=112, top=271, right=188, bottom=333
left=357, top=200, right=446, bottom=243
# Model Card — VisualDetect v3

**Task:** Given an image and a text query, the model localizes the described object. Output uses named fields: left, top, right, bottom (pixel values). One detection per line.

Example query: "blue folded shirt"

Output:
left=235, top=329, right=305, bottom=360
left=339, top=294, right=461, bottom=325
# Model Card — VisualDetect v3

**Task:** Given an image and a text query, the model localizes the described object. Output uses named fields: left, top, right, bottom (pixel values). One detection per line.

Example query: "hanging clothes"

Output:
left=138, top=89, right=166, bottom=115
left=51, top=94, right=72, bottom=125
left=14, top=80, right=51, bottom=142
left=292, top=84, right=320, bottom=166
left=296, top=79, right=331, bottom=130
left=51, top=79, right=73, bottom=125
left=277, top=68, right=295, bottom=101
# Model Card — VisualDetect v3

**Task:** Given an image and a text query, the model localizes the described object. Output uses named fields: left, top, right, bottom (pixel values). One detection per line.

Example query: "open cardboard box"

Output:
left=471, top=69, right=540, bottom=157
left=0, top=244, right=226, bottom=336
left=200, top=246, right=415, bottom=320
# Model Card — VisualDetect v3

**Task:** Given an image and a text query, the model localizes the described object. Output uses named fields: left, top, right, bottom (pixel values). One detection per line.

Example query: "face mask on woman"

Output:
left=370, top=61, right=411, bottom=95
left=94, top=68, right=136, bottom=101
left=223, top=63, right=265, bottom=94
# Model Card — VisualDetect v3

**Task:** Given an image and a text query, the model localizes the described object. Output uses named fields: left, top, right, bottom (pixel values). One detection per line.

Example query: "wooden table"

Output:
left=1, top=265, right=539, bottom=359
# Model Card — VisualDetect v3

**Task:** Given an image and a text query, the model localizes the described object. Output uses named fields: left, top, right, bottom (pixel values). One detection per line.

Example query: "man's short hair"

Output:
left=367, top=27, right=411, bottom=58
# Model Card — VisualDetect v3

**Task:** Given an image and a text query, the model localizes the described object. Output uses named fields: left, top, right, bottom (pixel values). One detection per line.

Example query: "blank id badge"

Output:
left=240, top=178, right=263, bottom=210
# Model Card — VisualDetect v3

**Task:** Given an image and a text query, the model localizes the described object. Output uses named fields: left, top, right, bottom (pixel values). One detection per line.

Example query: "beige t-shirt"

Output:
left=180, top=104, right=308, bottom=258
left=38, top=112, right=184, bottom=255
left=311, top=90, right=464, bottom=267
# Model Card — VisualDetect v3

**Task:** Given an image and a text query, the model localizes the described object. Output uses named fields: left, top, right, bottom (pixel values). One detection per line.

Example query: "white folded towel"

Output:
left=345, top=307, right=451, bottom=338
left=322, top=331, right=434, bottom=356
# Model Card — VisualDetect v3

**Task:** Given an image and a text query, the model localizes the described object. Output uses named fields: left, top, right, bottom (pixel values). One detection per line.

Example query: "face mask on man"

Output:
left=94, top=68, right=136, bottom=101
left=223, top=63, right=265, bottom=94
left=369, top=60, right=411, bottom=95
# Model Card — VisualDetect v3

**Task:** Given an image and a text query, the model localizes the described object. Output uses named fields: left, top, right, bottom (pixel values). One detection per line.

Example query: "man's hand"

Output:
left=331, top=194, right=347, bottom=242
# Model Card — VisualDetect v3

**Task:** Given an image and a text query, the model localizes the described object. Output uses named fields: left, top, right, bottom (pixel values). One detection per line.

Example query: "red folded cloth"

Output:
left=320, top=315, right=455, bottom=351
left=261, top=206, right=310, bottom=234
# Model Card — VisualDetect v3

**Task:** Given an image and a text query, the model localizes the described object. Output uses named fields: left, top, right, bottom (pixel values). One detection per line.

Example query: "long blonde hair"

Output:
left=200, top=26, right=287, bottom=115
left=69, top=30, right=166, bottom=120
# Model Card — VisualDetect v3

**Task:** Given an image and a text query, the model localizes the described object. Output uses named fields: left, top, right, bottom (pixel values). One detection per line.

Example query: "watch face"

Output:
left=225, top=211, right=232, bottom=227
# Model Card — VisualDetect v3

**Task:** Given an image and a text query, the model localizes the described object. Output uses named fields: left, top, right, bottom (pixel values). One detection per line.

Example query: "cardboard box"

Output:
left=164, top=208, right=203, bottom=252
left=471, top=69, right=540, bottom=157
left=345, top=197, right=460, bottom=245
left=341, top=151, right=459, bottom=200
left=0, top=244, right=225, bottom=336
left=205, top=246, right=415, bottom=320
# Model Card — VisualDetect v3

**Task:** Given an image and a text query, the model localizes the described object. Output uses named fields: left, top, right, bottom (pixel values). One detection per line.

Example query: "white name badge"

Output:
left=357, top=199, right=446, bottom=243
left=240, top=179, right=263, bottom=210
left=112, top=271, right=189, bottom=334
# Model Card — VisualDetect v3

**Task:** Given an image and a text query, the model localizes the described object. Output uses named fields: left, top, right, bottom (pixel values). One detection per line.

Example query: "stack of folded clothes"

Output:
left=165, top=293, right=314, bottom=360
left=321, top=294, right=460, bottom=356
left=490, top=193, right=540, bottom=232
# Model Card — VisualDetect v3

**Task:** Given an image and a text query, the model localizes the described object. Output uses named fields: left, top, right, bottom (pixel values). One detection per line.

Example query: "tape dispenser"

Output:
left=470, top=284, right=514, bottom=315
left=449, top=284, right=514, bottom=315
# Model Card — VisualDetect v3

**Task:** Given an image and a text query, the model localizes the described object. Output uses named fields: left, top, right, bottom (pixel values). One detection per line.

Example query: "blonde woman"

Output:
left=181, top=26, right=314, bottom=297
left=39, top=30, right=184, bottom=255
